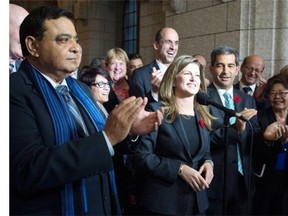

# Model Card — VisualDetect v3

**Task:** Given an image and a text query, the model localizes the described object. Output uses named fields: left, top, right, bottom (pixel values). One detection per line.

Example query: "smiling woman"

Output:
left=78, top=66, right=112, bottom=117
left=132, top=55, right=215, bottom=215
left=253, top=72, right=288, bottom=215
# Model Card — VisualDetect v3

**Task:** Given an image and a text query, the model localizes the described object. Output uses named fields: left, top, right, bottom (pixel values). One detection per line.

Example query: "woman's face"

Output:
left=106, top=58, right=127, bottom=84
left=174, top=63, right=201, bottom=98
left=90, top=74, right=111, bottom=104
left=268, top=83, right=288, bottom=112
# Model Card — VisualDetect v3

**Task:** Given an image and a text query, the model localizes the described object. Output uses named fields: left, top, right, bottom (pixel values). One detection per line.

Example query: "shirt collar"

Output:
left=29, top=62, right=68, bottom=89
left=155, top=60, right=168, bottom=73
left=213, top=82, right=234, bottom=105
left=239, top=81, right=256, bottom=92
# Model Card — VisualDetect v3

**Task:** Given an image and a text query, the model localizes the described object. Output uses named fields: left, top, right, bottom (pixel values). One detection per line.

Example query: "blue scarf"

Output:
left=28, top=61, right=121, bottom=215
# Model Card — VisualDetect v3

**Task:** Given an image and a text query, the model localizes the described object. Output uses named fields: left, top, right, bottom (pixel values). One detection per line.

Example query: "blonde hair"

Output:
left=105, top=47, right=129, bottom=65
left=159, top=55, right=214, bottom=130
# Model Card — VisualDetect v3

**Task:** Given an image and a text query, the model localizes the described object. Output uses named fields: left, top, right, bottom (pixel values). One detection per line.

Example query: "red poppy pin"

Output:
left=199, top=119, right=205, bottom=129
left=233, top=96, right=241, bottom=103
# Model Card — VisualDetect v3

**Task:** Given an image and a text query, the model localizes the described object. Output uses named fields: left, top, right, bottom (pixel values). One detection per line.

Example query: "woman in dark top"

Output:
left=133, top=55, right=215, bottom=215
left=253, top=73, right=288, bottom=215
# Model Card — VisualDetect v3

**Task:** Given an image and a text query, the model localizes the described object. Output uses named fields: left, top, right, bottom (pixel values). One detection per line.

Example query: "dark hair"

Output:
left=20, top=5, right=75, bottom=57
left=265, top=73, right=288, bottom=97
left=154, top=28, right=165, bottom=43
left=78, top=67, right=111, bottom=86
left=128, top=53, right=142, bottom=61
left=90, top=57, right=105, bottom=69
left=210, top=45, right=239, bottom=66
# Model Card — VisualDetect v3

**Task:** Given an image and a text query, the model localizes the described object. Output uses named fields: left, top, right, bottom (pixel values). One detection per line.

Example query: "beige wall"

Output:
left=139, top=0, right=288, bottom=80
left=11, top=0, right=288, bottom=78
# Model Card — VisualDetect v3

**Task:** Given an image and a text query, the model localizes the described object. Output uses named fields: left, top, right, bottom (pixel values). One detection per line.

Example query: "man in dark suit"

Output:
left=10, top=6, right=163, bottom=215
left=206, top=46, right=260, bottom=215
left=234, top=54, right=269, bottom=110
left=129, top=27, right=179, bottom=102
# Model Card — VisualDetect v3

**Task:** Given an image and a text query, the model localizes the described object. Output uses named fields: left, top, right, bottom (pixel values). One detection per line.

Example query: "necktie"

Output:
left=223, top=92, right=236, bottom=124
left=9, top=62, right=15, bottom=73
left=56, top=85, right=89, bottom=136
left=243, top=86, right=253, bottom=95
left=223, top=92, right=243, bottom=175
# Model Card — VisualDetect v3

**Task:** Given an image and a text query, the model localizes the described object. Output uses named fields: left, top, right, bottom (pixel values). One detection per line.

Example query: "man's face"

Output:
left=31, top=17, right=81, bottom=80
left=153, top=28, right=179, bottom=65
left=9, top=6, right=29, bottom=61
left=127, top=58, right=143, bottom=77
left=240, top=56, right=264, bottom=86
left=209, top=54, right=239, bottom=90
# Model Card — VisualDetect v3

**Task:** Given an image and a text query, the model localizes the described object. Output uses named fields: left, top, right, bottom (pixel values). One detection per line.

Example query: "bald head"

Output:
left=9, top=4, right=29, bottom=62
left=240, top=55, right=265, bottom=86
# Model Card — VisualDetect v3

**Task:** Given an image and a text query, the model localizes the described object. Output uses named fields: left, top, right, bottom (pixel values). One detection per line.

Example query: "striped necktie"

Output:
left=223, top=92, right=243, bottom=175
left=9, top=62, right=15, bottom=73
left=56, top=85, right=89, bottom=136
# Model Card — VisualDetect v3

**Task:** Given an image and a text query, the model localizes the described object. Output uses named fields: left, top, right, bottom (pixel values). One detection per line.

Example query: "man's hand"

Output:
left=235, top=108, right=257, bottom=132
left=151, top=67, right=164, bottom=93
left=130, top=97, right=164, bottom=135
left=254, top=75, right=267, bottom=102
left=104, top=97, right=143, bottom=145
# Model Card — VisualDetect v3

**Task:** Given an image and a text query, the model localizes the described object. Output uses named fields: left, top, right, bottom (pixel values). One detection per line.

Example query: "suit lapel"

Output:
left=172, top=116, right=192, bottom=160
left=233, top=89, right=243, bottom=113
left=208, top=85, right=226, bottom=119
left=172, top=112, right=207, bottom=162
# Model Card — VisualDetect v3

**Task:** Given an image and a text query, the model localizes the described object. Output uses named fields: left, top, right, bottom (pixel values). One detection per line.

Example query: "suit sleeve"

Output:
left=10, top=77, right=113, bottom=194
left=129, top=67, right=146, bottom=98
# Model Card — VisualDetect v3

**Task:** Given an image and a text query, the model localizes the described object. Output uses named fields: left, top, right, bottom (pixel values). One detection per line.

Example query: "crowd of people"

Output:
left=10, top=4, right=288, bottom=216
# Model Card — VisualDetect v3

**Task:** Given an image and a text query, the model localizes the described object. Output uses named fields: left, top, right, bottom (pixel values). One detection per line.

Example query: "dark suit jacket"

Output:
left=253, top=107, right=287, bottom=176
left=10, top=62, right=118, bottom=215
left=253, top=107, right=288, bottom=214
left=207, top=84, right=260, bottom=200
left=133, top=103, right=212, bottom=215
left=234, top=81, right=270, bottom=110
left=129, top=60, right=160, bottom=103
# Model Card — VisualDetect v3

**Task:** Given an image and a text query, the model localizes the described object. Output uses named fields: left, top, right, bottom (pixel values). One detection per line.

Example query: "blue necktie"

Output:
left=223, top=92, right=236, bottom=124
left=9, top=62, right=15, bottom=73
left=223, top=92, right=243, bottom=175
left=56, top=85, right=89, bottom=136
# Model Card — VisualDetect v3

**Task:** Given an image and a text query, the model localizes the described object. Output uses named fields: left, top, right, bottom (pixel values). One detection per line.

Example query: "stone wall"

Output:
left=139, top=0, right=288, bottom=80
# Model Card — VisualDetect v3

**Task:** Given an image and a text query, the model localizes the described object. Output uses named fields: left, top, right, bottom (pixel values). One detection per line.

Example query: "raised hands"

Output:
left=104, top=96, right=164, bottom=145
left=151, top=67, right=164, bottom=93
left=104, top=96, right=143, bottom=145
left=235, top=108, right=258, bottom=132
left=130, top=97, right=164, bottom=136
left=254, top=75, right=267, bottom=102
left=263, top=118, right=288, bottom=142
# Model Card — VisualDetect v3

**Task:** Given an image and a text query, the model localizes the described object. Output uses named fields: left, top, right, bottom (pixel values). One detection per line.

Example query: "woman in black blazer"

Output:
left=133, top=55, right=215, bottom=215
left=253, top=73, right=288, bottom=215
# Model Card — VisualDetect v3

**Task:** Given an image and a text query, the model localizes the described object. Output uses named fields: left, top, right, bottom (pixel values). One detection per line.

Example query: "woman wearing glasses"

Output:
left=253, top=73, right=288, bottom=215
left=78, top=67, right=112, bottom=117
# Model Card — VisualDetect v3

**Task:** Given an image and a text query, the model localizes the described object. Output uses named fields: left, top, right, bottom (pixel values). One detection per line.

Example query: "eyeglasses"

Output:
left=268, top=91, right=288, bottom=97
left=244, top=65, right=263, bottom=74
left=91, top=81, right=112, bottom=88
